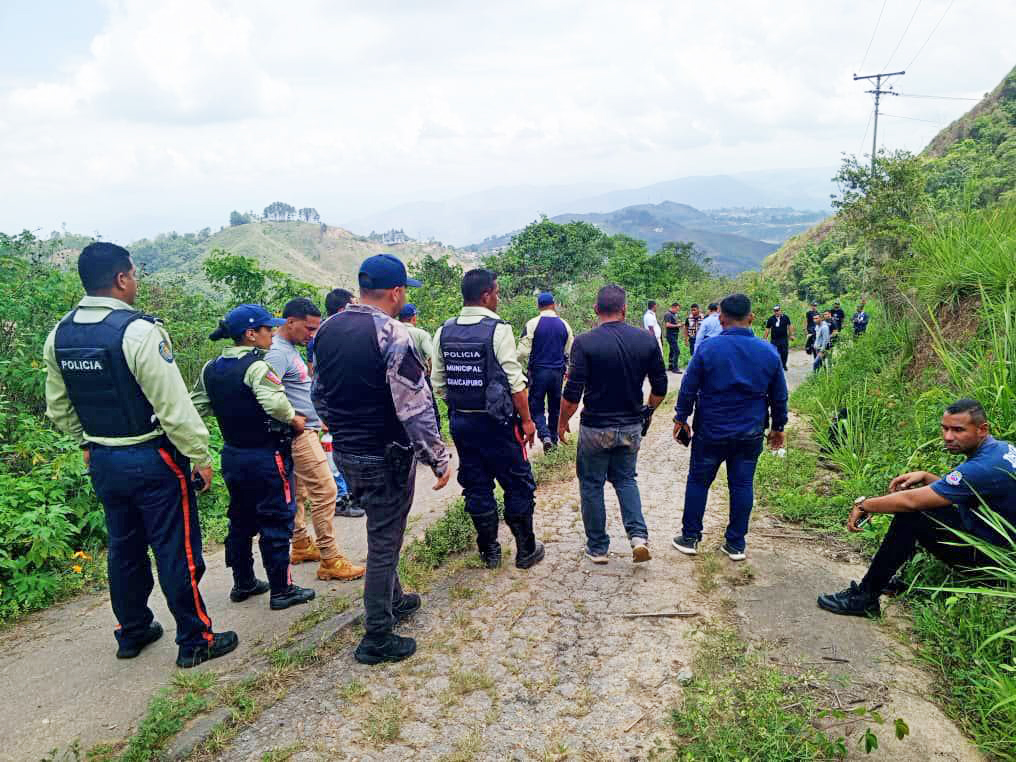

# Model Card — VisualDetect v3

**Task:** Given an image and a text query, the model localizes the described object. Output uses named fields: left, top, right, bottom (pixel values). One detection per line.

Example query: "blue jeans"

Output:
left=681, top=435, right=764, bottom=552
left=577, top=424, right=647, bottom=555
left=329, top=451, right=349, bottom=497
left=338, top=444, right=416, bottom=638
left=529, top=366, right=564, bottom=444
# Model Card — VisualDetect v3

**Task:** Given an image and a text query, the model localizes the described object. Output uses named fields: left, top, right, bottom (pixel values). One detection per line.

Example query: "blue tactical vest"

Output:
left=439, top=316, right=514, bottom=423
left=202, top=351, right=281, bottom=449
left=54, top=308, right=158, bottom=439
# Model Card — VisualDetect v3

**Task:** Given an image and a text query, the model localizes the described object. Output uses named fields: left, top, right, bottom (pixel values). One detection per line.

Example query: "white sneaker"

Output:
left=584, top=550, right=609, bottom=564
left=631, top=537, right=651, bottom=563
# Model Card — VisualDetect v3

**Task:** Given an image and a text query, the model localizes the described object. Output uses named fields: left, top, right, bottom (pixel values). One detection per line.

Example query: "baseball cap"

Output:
left=537, top=291, right=554, bottom=308
left=773, top=304, right=781, bottom=310
left=219, top=304, right=285, bottom=339
left=398, top=303, right=418, bottom=320
left=358, top=253, right=421, bottom=290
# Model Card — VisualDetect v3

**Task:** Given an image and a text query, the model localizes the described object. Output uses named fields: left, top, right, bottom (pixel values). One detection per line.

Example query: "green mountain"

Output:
left=125, top=220, right=472, bottom=289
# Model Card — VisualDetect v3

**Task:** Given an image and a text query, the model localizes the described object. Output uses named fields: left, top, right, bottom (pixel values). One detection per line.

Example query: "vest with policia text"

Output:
left=54, top=309, right=158, bottom=438
left=202, top=351, right=280, bottom=449
left=439, top=316, right=514, bottom=423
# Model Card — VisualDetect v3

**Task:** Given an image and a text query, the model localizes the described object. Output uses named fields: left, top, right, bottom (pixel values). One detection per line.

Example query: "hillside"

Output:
left=762, top=64, right=1016, bottom=291
left=127, top=220, right=473, bottom=289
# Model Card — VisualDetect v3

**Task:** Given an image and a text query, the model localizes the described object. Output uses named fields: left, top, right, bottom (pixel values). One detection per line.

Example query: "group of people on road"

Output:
left=44, top=242, right=1012, bottom=672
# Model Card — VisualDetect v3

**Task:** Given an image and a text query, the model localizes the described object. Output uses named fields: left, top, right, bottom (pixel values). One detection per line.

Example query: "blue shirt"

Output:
left=929, top=436, right=1016, bottom=545
left=695, top=312, right=722, bottom=347
left=674, top=326, right=788, bottom=439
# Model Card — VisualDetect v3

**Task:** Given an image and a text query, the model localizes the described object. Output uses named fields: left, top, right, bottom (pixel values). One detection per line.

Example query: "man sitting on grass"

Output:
left=818, top=398, right=1016, bottom=616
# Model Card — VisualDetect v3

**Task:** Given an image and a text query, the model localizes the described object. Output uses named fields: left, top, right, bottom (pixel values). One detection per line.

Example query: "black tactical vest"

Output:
left=439, top=316, right=514, bottom=423
left=202, top=351, right=280, bottom=449
left=54, top=308, right=158, bottom=438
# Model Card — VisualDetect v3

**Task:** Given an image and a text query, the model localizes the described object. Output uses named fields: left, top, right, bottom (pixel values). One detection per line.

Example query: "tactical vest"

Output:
left=54, top=308, right=158, bottom=438
left=202, top=351, right=280, bottom=449
left=439, top=317, right=514, bottom=423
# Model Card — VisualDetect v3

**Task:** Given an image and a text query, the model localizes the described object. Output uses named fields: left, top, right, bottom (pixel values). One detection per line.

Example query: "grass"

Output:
left=662, top=629, right=849, bottom=760
left=361, top=694, right=405, bottom=747
left=118, top=671, right=217, bottom=762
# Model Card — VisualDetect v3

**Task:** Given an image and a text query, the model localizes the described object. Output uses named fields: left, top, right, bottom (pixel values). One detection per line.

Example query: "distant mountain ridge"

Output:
left=343, top=168, right=835, bottom=246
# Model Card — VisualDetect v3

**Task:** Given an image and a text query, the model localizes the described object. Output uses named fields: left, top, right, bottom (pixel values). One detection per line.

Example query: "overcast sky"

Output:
left=1, top=0, right=1013, bottom=242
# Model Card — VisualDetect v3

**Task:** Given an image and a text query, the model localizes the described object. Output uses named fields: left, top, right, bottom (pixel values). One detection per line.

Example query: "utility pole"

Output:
left=854, top=70, right=905, bottom=175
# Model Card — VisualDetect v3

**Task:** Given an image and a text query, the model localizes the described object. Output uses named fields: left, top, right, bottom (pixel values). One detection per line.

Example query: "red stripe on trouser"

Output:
left=275, top=452, right=294, bottom=586
left=158, top=449, right=214, bottom=643
left=513, top=423, right=529, bottom=461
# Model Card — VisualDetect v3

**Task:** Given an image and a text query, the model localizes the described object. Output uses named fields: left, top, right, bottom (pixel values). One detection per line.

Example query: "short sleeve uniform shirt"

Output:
left=929, top=437, right=1016, bottom=544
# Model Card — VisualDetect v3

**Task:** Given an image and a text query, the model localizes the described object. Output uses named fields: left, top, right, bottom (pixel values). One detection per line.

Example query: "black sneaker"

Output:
left=176, top=631, right=239, bottom=668
left=270, top=584, right=316, bottom=610
left=229, top=578, right=270, bottom=602
left=335, top=495, right=366, bottom=518
left=354, top=633, right=417, bottom=665
left=817, top=581, right=880, bottom=617
left=393, top=593, right=422, bottom=623
left=672, top=534, right=699, bottom=555
left=541, top=438, right=555, bottom=452
left=721, top=542, right=746, bottom=561
left=116, top=621, right=164, bottom=659
left=516, top=541, right=545, bottom=569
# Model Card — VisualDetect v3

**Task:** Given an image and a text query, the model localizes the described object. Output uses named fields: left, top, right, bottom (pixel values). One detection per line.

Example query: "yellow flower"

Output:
left=72, top=565, right=83, bottom=574
left=72, top=551, right=92, bottom=560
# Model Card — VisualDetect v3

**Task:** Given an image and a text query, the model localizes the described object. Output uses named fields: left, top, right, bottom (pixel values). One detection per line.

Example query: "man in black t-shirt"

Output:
left=804, top=302, right=819, bottom=356
left=663, top=302, right=682, bottom=372
left=830, top=301, right=846, bottom=332
left=763, top=305, right=793, bottom=371
left=683, top=304, right=703, bottom=356
left=558, top=284, right=667, bottom=565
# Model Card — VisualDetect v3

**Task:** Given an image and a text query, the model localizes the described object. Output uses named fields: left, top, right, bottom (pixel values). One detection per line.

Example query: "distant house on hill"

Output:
left=367, top=228, right=413, bottom=245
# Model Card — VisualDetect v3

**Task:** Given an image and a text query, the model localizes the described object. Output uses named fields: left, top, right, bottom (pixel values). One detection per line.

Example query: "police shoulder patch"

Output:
left=264, top=370, right=282, bottom=385
left=945, top=470, right=963, bottom=486
left=158, top=340, right=174, bottom=363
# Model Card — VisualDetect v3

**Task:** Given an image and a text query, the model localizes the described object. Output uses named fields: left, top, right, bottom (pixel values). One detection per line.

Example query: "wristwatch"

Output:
left=853, top=496, right=867, bottom=511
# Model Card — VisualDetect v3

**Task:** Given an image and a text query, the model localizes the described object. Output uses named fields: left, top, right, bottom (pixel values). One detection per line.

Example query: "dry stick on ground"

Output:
left=618, top=611, right=700, bottom=619
left=623, top=710, right=647, bottom=733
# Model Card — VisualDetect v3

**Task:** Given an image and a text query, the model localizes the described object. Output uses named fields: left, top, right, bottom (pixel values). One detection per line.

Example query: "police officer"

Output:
left=432, top=268, right=545, bottom=571
left=398, top=303, right=442, bottom=431
left=43, top=242, right=237, bottom=668
left=517, top=291, right=574, bottom=452
left=191, top=305, right=316, bottom=611
left=313, top=254, right=451, bottom=665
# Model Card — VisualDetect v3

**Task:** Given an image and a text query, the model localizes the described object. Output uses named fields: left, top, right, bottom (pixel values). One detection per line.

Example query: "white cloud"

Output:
left=1, top=0, right=1014, bottom=241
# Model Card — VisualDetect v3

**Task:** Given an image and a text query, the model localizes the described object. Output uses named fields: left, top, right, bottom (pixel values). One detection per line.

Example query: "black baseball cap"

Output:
left=358, top=253, right=421, bottom=290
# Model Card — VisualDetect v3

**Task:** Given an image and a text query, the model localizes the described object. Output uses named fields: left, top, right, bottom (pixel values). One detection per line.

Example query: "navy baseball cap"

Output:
left=223, top=304, right=285, bottom=338
left=398, top=303, right=418, bottom=320
left=537, top=291, right=555, bottom=308
left=358, top=253, right=421, bottom=290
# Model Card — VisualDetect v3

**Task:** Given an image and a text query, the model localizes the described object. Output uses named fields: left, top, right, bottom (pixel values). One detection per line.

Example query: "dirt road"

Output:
left=214, top=351, right=981, bottom=760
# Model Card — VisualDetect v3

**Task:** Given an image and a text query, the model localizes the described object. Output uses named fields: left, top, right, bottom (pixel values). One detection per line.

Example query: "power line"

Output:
left=857, top=0, right=889, bottom=72
left=880, top=112, right=944, bottom=124
left=854, top=70, right=905, bottom=174
left=898, top=92, right=979, bottom=101
left=882, top=0, right=923, bottom=70
left=904, top=0, right=955, bottom=70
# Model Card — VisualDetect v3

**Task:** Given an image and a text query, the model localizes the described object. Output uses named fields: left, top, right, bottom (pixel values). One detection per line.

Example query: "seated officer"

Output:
left=191, top=305, right=315, bottom=611
left=44, top=242, right=236, bottom=668
left=818, top=398, right=1016, bottom=616
left=432, top=268, right=544, bottom=570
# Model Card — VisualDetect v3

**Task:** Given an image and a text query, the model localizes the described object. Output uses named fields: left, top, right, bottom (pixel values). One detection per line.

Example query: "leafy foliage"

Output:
left=202, top=249, right=322, bottom=310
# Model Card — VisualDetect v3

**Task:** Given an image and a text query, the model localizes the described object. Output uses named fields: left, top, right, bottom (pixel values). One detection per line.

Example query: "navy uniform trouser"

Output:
left=88, top=439, right=214, bottom=651
left=449, top=411, right=536, bottom=519
left=528, top=366, right=565, bottom=444
left=220, top=444, right=297, bottom=595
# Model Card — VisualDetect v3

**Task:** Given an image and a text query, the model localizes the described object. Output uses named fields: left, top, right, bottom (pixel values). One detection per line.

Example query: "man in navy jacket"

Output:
left=671, top=293, right=788, bottom=561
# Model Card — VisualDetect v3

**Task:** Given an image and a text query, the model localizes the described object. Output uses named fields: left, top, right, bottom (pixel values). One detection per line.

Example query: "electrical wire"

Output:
left=880, top=112, right=944, bottom=124
left=857, top=0, right=888, bottom=73
left=904, top=0, right=955, bottom=71
left=897, top=92, right=979, bottom=101
left=882, top=0, right=923, bottom=70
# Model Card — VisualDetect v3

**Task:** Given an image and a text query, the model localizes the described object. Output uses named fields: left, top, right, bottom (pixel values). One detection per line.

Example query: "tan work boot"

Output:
left=290, top=537, right=321, bottom=564
left=317, top=555, right=366, bottom=581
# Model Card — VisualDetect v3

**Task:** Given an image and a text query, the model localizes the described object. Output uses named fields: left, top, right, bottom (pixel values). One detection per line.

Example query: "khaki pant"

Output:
left=291, top=429, right=339, bottom=559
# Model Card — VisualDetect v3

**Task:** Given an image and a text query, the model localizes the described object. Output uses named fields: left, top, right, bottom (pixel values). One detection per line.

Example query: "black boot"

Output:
left=505, top=513, right=545, bottom=569
left=270, top=584, right=316, bottom=610
left=470, top=510, right=502, bottom=569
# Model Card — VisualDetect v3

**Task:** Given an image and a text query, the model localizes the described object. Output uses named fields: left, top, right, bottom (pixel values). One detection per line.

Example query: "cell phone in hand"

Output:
left=676, top=427, right=691, bottom=447
left=191, top=471, right=206, bottom=491
left=856, top=512, right=871, bottom=528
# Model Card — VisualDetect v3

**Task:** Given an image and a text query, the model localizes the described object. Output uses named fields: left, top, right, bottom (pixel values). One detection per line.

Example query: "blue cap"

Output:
left=358, top=253, right=422, bottom=290
left=537, top=291, right=555, bottom=308
left=398, top=303, right=418, bottom=320
left=223, top=304, right=285, bottom=338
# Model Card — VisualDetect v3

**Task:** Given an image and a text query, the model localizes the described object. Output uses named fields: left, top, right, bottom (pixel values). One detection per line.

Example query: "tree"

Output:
left=605, top=237, right=711, bottom=298
left=298, top=207, right=320, bottom=223
left=229, top=211, right=251, bottom=226
left=203, top=249, right=321, bottom=310
left=263, top=201, right=297, bottom=221
left=407, top=255, right=464, bottom=332
left=484, top=218, right=611, bottom=297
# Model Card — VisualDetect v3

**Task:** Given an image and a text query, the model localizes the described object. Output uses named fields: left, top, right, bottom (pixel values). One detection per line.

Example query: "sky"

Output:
left=1, top=0, right=1013, bottom=242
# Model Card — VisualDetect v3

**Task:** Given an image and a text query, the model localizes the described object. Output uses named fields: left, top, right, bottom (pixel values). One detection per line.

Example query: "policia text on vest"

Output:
left=44, top=242, right=237, bottom=668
